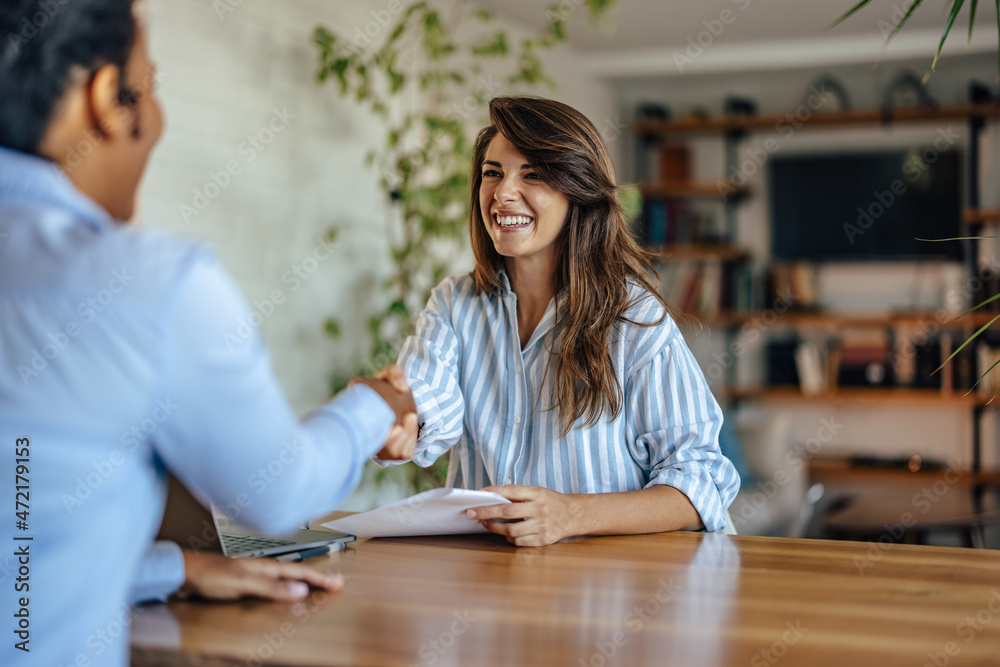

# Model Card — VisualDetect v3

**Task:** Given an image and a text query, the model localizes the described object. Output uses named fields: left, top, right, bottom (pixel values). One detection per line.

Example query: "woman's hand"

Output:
left=467, top=485, right=584, bottom=547
left=177, top=550, right=344, bottom=601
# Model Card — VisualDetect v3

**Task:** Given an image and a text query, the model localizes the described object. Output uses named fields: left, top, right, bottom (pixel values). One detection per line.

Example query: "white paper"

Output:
left=323, top=487, right=511, bottom=537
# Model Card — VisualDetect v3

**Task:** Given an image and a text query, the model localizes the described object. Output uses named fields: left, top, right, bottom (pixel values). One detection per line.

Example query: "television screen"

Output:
left=769, top=149, right=963, bottom=261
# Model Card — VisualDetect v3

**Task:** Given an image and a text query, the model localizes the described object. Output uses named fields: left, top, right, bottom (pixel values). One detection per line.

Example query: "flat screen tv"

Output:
left=769, top=149, right=963, bottom=261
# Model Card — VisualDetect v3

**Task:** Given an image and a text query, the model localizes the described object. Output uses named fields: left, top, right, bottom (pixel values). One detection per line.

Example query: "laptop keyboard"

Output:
left=222, top=534, right=295, bottom=553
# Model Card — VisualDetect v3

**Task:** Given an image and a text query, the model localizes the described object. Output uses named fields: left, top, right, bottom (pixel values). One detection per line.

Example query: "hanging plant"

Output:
left=312, top=0, right=617, bottom=492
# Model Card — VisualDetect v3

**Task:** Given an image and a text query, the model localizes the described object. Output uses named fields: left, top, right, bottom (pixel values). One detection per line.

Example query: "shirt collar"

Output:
left=0, top=146, right=113, bottom=231
left=496, top=266, right=514, bottom=295
left=494, top=266, right=566, bottom=351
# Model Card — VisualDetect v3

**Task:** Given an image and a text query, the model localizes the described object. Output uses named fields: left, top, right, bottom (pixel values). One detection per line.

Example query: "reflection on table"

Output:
left=132, top=521, right=1000, bottom=667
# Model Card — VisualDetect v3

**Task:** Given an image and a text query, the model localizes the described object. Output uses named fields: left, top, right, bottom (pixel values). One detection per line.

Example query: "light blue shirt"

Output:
left=0, top=147, right=394, bottom=667
left=398, top=273, right=740, bottom=533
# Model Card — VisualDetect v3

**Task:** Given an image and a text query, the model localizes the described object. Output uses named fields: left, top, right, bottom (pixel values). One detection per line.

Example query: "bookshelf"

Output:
left=964, top=208, right=1000, bottom=224
left=694, top=310, right=1000, bottom=328
left=633, top=100, right=1000, bottom=471
left=639, top=182, right=749, bottom=200
left=632, top=102, right=1000, bottom=136
left=650, top=244, right=749, bottom=262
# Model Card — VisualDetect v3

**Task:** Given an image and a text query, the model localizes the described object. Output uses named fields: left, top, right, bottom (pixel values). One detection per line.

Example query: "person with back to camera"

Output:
left=381, top=95, right=740, bottom=546
left=0, top=2, right=416, bottom=665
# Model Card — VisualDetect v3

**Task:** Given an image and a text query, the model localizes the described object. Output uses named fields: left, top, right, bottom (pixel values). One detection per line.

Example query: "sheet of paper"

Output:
left=323, top=487, right=511, bottom=537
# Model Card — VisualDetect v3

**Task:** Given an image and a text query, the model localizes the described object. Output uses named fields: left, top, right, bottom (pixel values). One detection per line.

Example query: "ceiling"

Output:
left=475, top=0, right=999, bottom=76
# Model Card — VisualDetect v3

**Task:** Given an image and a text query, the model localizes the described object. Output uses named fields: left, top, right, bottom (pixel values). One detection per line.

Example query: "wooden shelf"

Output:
left=674, top=309, right=1000, bottom=328
left=648, top=244, right=749, bottom=262
left=639, top=181, right=748, bottom=200
left=964, top=208, right=1000, bottom=225
left=809, top=457, right=1000, bottom=486
left=727, top=386, right=996, bottom=405
left=633, top=102, right=1000, bottom=137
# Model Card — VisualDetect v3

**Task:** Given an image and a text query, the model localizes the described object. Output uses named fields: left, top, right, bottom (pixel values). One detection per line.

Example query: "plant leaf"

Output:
left=953, top=291, right=1000, bottom=317
left=995, top=0, right=1000, bottom=76
left=965, top=354, right=1000, bottom=395
left=915, top=235, right=1000, bottom=241
left=933, top=312, right=1000, bottom=373
left=930, top=0, right=966, bottom=71
left=324, top=318, right=341, bottom=338
left=969, top=0, right=979, bottom=41
left=389, top=22, right=406, bottom=44
left=885, top=0, right=927, bottom=44
left=827, top=0, right=875, bottom=31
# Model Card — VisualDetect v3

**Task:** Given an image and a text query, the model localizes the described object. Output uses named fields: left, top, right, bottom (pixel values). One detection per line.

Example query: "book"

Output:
left=699, top=262, right=723, bottom=315
left=645, top=199, right=667, bottom=245
left=795, top=340, right=826, bottom=396
left=680, top=263, right=704, bottom=313
left=838, top=327, right=891, bottom=387
left=976, top=344, right=1000, bottom=395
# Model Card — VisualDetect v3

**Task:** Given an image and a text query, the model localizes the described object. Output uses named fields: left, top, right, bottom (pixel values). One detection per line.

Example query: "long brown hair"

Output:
left=469, top=95, right=666, bottom=433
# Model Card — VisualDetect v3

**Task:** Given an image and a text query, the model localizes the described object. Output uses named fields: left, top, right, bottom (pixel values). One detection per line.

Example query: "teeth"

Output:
left=495, top=215, right=533, bottom=227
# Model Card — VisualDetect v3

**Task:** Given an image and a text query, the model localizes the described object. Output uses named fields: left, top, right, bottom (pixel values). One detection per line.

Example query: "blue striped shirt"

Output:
left=397, top=271, right=740, bottom=533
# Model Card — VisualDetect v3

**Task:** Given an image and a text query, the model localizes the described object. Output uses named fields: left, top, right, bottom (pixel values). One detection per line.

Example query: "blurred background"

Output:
left=140, top=0, right=1000, bottom=547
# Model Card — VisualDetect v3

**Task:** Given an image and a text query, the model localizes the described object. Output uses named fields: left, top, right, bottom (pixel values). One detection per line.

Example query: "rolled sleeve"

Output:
left=629, top=340, right=741, bottom=533
left=391, top=285, right=466, bottom=468
left=130, top=541, right=185, bottom=604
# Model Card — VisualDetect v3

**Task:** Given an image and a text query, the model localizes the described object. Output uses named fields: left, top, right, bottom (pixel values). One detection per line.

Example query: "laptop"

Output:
left=157, top=474, right=354, bottom=558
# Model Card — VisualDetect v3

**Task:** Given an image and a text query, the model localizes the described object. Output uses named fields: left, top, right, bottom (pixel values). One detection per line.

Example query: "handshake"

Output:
left=349, top=365, right=418, bottom=461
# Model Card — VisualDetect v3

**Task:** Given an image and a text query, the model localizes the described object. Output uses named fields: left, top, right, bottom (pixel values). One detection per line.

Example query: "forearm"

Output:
left=155, top=260, right=397, bottom=536
left=569, top=485, right=704, bottom=536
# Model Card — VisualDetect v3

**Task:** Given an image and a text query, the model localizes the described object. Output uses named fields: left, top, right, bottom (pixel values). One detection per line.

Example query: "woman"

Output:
left=392, top=95, right=739, bottom=546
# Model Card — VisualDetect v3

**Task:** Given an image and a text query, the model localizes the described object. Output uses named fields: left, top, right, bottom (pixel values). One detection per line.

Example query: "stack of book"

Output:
left=659, top=261, right=753, bottom=315
left=766, top=262, right=818, bottom=310
left=836, top=328, right=892, bottom=387
left=642, top=198, right=691, bottom=246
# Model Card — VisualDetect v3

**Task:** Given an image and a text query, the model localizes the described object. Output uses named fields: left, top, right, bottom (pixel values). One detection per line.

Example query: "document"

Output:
left=323, top=487, right=511, bottom=537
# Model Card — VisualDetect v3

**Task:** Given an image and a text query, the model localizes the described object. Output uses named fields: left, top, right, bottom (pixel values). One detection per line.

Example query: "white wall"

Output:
left=141, top=0, right=395, bottom=414
left=139, top=0, right=614, bottom=507
left=613, top=52, right=999, bottom=467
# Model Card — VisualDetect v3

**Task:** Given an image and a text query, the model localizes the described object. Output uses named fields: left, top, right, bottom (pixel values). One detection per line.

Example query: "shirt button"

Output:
left=504, top=478, right=512, bottom=485
left=513, top=415, right=521, bottom=424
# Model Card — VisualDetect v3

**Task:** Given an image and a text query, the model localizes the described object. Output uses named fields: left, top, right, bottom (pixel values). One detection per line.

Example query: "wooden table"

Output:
left=132, top=525, right=1000, bottom=666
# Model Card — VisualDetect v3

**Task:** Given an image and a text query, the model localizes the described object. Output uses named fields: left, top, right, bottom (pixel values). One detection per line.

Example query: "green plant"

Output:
left=311, top=1, right=617, bottom=492
left=831, top=0, right=1000, bottom=80
left=917, top=234, right=1000, bottom=394
left=830, top=3, right=1000, bottom=389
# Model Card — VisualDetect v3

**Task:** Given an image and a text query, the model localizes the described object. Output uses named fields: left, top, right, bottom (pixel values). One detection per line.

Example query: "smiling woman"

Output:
left=382, top=95, right=740, bottom=547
